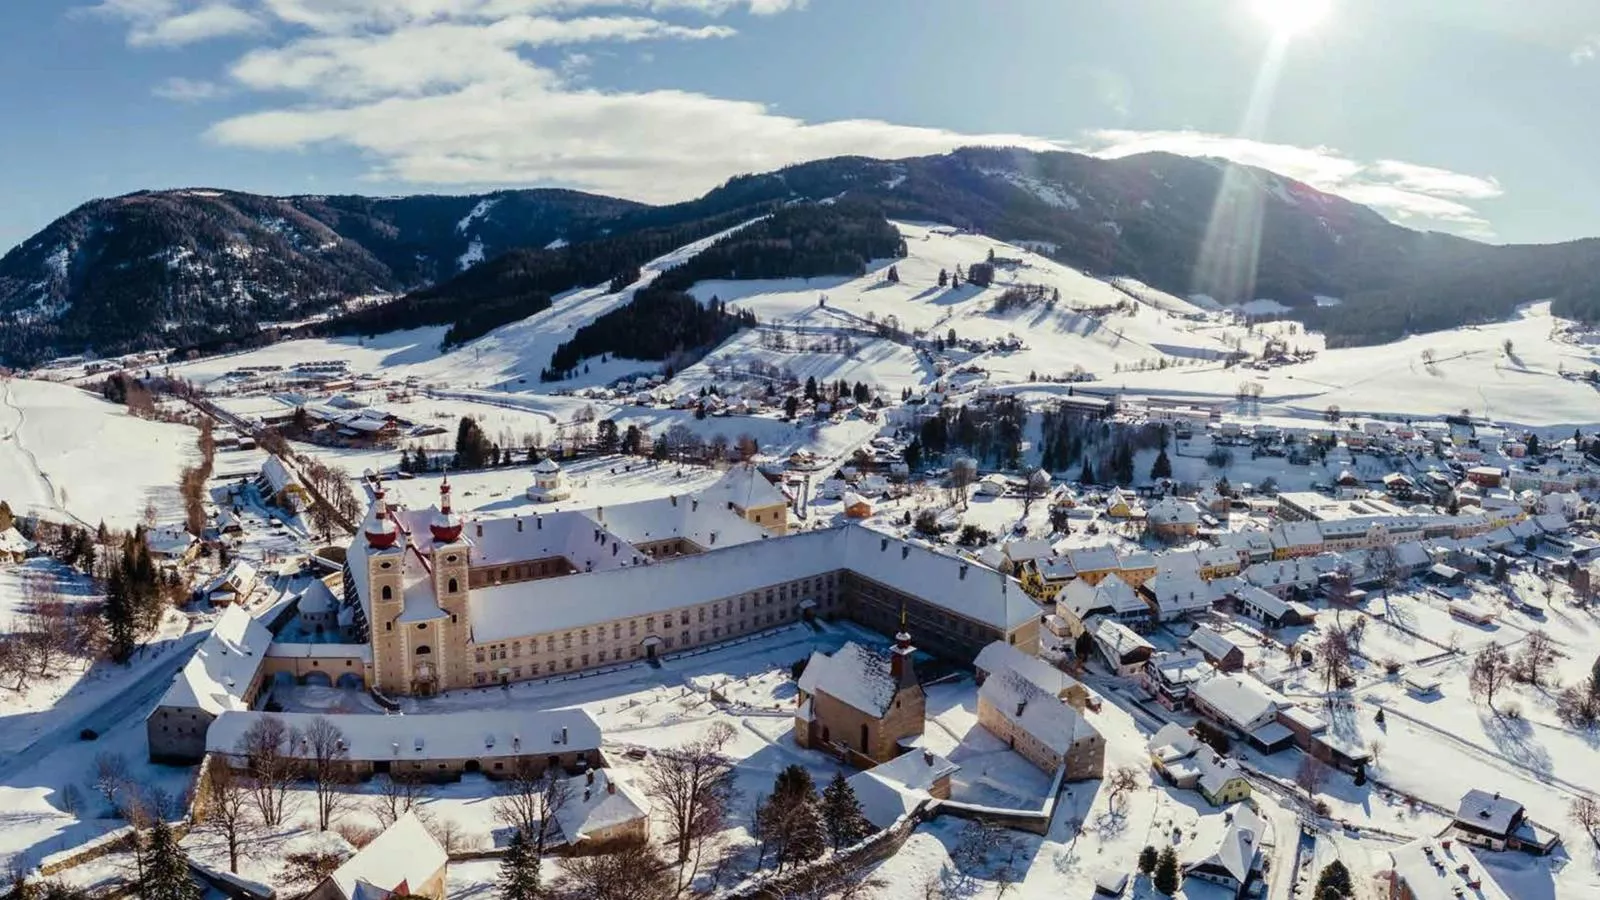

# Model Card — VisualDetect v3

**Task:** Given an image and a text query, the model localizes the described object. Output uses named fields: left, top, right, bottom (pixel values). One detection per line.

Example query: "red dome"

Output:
left=365, top=515, right=399, bottom=548
left=429, top=513, right=463, bottom=544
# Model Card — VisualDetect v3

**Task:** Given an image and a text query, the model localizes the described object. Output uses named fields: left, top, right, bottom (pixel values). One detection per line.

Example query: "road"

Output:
left=0, top=630, right=206, bottom=784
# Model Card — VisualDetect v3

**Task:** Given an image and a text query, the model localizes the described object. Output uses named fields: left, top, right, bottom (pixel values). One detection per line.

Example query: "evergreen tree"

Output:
left=497, top=830, right=541, bottom=900
left=103, top=565, right=138, bottom=663
left=1153, top=846, right=1180, bottom=895
left=1526, top=433, right=1541, bottom=456
left=139, top=821, right=201, bottom=900
left=651, top=436, right=669, bottom=461
left=1151, top=448, right=1173, bottom=480
left=1138, top=845, right=1158, bottom=875
left=804, top=376, right=819, bottom=401
left=1074, top=629, right=1094, bottom=662
left=886, top=265, right=900, bottom=283
left=397, top=447, right=412, bottom=474
left=938, top=268, right=948, bottom=288
left=1079, top=459, right=1096, bottom=485
left=820, top=772, right=873, bottom=850
left=1312, top=860, right=1353, bottom=899
left=413, top=445, right=429, bottom=472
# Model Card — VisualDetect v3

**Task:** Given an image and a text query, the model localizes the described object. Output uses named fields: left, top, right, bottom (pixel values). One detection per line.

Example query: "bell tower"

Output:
left=364, top=479, right=408, bottom=695
left=429, top=476, right=473, bottom=690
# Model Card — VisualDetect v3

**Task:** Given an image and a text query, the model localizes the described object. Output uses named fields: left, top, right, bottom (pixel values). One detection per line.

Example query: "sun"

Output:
left=1250, top=0, right=1331, bottom=36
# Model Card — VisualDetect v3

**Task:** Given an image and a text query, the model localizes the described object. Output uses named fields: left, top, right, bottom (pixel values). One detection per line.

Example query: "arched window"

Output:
left=447, top=577, right=459, bottom=593
left=381, top=585, right=392, bottom=601
left=415, top=645, right=432, bottom=655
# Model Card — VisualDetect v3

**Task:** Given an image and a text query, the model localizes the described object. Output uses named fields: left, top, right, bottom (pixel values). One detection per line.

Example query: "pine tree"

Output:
left=781, top=797, right=827, bottom=869
left=139, top=821, right=200, bottom=900
left=1312, top=859, right=1353, bottom=899
left=938, top=268, right=948, bottom=287
left=1138, top=845, right=1158, bottom=875
left=414, top=445, right=429, bottom=472
left=104, top=565, right=138, bottom=663
left=497, top=830, right=541, bottom=900
left=1153, top=845, right=1180, bottom=895
left=1074, top=629, right=1094, bottom=662
left=820, top=772, right=872, bottom=850
left=886, top=265, right=900, bottom=283
left=1079, top=459, right=1095, bottom=485
left=1526, top=433, right=1541, bottom=456
left=1151, top=448, right=1173, bottom=480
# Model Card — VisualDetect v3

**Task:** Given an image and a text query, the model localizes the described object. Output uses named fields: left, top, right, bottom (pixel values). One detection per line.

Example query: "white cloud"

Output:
left=93, top=0, right=262, bottom=47
left=152, top=76, right=229, bottom=101
left=1081, top=129, right=1502, bottom=236
left=1572, top=35, right=1600, bottom=64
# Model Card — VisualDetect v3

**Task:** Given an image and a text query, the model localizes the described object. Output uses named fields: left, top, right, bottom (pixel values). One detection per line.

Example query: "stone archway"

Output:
left=301, top=671, right=333, bottom=687
left=336, top=671, right=365, bottom=690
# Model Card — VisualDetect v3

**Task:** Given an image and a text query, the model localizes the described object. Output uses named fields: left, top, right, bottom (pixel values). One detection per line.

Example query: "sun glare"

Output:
left=1251, top=0, right=1331, bottom=36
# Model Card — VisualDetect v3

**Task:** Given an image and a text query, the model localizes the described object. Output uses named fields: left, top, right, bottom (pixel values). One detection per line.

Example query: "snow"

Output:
left=206, top=707, right=600, bottom=765
left=328, top=811, right=446, bottom=900
left=797, top=641, right=897, bottom=716
left=0, top=378, right=199, bottom=529
left=454, top=197, right=499, bottom=234
left=544, top=237, right=568, bottom=250
left=156, top=605, right=271, bottom=715
left=455, top=237, right=485, bottom=271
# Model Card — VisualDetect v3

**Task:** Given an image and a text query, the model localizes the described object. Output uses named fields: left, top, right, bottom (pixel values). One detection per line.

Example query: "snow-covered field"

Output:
left=0, top=378, right=199, bottom=529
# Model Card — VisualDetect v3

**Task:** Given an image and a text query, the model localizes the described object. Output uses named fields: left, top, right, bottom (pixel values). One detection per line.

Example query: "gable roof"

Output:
left=1057, top=573, right=1147, bottom=619
left=978, top=669, right=1095, bottom=755
left=798, top=641, right=898, bottom=717
left=848, top=749, right=959, bottom=829
left=553, top=769, right=650, bottom=843
left=1455, top=789, right=1523, bottom=835
left=1186, top=803, right=1263, bottom=883
left=704, top=464, right=789, bottom=511
left=155, top=605, right=271, bottom=714
left=327, top=812, right=446, bottom=900
left=1191, top=674, right=1283, bottom=729
left=1187, top=625, right=1241, bottom=662
left=973, top=640, right=1083, bottom=699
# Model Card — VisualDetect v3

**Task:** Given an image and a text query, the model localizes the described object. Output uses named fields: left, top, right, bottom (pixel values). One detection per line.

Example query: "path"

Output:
left=0, top=379, right=92, bottom=528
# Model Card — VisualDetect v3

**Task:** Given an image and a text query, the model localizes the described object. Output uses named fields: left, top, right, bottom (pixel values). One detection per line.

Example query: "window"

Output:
left=646, top=617, right=656, bottom=632
left=415, top=645, right=432, bottom=655
left=563, top=633, right=573, bottom=649
left=612, top=623, right=621, bottom=640
left=381, top=585, right=393, bottom=600
left=385, top=622, right=392, bottom=631
left=698, top=608, right=706, bottom=623
left=475, top=649, right=485, bottom=663
left=630, top=620, right=638, bottom=636
left=546, top=661, right=555, bottom=673
left=581, top=631, right=589, bottom=646
left=565, top=658, right=573, bottom=670
left=598, top=649, right=606, bottom=662
left=581, top=654, right=589, bottom=667
left=447, top=577, right=458, bottom=593
left=513, top=642, right=522, bottom=658
left=513, top=666, right=523, bottom=678
left=474, top=672, right=486, bottom=685
left=699, top=630, right=707, bottom=642
left=546, top=636, right=555, bottom=652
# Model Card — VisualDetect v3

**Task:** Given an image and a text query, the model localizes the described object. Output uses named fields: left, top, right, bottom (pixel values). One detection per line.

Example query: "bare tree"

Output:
left=201, top=757, right=259, bottom=874
left=1105, top=765, right=1141, bottom=811
left=1470, top=644, right=1514, bottom=711
left=92, top=751, right=129, bottom=817
left=1295, top=754, right=1329, bottom=798
left=279, top=849, right=349, bottom=892
left=1515, top=630, right=1558, bottom=687
left=237, top=715, right=295, bottom=827
left=492, top=762, right=571, bottom=893
left=643, top=721, right=737, bottom=888
left=1368, top=739, right=1384, bottom=771
left=1022, top=468, right=1051, bottom=517
left=300, top=717, right=351, bottom=831
left=1315, top=624, right=1354, bottom=698
left=371, top=770, right=428, bottom=828
left=422, top=814, right=472, bottom=854
left=1571, top=796, right=1600, bottom=848
left=557, top=837, right=674, bottom=900
left=948, top=458, right=978, bottom=510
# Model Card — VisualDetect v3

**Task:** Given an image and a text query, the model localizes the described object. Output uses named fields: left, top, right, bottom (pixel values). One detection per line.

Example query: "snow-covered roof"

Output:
left=588, top=494, right=771, bottom=550
left=1385, top=840, right=1512, bottom=900
left=1143, top=569, right=1213, bottom=616
left=156, top=605, right=272, bottom=715
left=1186, top=803, right=1262, bottom=883
left=974, top=640, right=1083, bottom=699
left=326, top=812, right=446, bottom=900
left=553, top=769, right=649, bottom=843
left=1091, top=618, right=1154, bottom=661
left=798, top=642, right=897, bottom=717
left=145, top=525, right=196, bottom=557
left=1455, top=789, right=1524, bottom=835
left=0, top=526, right=34, bottom=555
left=1148, top=498, right=1201, bottom=526
left=207, top=707, right=600, bottom=761
left=1191, top=674, right=1284, bottom=729
left=1146, top=649, right=1209, bottom=687
left=532, top=457, right=563, bottom=474
left=1064, top=545, right=1121, bottom=573
left=1001, top=539, right=1054, bottom=564
left=703, top=464, right=789, bottom=512
left=260, top=455, right=302, bottom=495
left=203, top=560, right=258, bottom=598
left=979, top=669, right=1095, bottom=756
left=848, top=749, right=959, bottom=829
left=468, top=525, right=1037, bottom=643
left=1269, top=521, right=1323, bottom=549
left=1057, top=574, right=1147, bottom=619
left=1186, top=625, right=1241, bottom=662
left=298, top=578, right=338, bottom=615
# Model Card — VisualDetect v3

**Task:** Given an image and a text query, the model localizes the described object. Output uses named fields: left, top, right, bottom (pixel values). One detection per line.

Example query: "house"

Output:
left=259, top=456, right=311, bottom=513
left=848, top=748, right=959, bottom=829
left=0, top=526, right=34, bottom=565
left=1148, top=723, right=1252, bottom=806
left=553, top=768, right=650, bottom=848
left=795, top=635, right=925, bottom=766
left=1190, top=675, right=1293, bottom=752
left=1229, top=584, right=1315, bottom=629
left=1103, top=489, right=1140, bottom=519
left=842, top=492, right=874, bottom=519
left=1056, top=574, right=1152, bottom=637
left=1183, top=803, right=1264, bottom=898
left=1090, top=619, right=1155, bottom=677
left=1380, top=839, right=1514, bottom=900
left=202, top=560, right=259, bottom=608
left=1019, top=556, right=1077, bottom=601
left=1450, top=789, right=1561, bottom=854
left=527, top=457, right=573, bottom=502
left=1065, top=546, right=1124, bottom=585
left=1142, top=650, right=1210, bottom=710
left=1140, top=568, right=1213, bottom=622
left=977, top=669, right=1105, bottom=780
left=306, top=812, right=447, bottom=900
left=703, top=464, right=792, bottom=534
left=1186, top=625, right=1245, bottom=672
left=973, top=640, right=1093, bottom=711
left=145, top=524, right=199, bottom=563
left=1269, top=521, right=1325, bottom=559
left=146, top=605, right=272, bottom=764
left=1466, top=466, right=1505, bottom=488
left=1147, top=499, right=1201, bottom=542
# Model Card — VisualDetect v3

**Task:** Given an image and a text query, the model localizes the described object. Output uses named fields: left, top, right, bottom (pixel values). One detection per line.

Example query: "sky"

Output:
left=4, top=0, right=1600, bottom=253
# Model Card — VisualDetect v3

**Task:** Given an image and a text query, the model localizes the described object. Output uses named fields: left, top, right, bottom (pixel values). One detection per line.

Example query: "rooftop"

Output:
left=155, top=605, right=271, bottom=715
left=326, top=812, right=447, bottom=900
left=205, top=708, right=601, bottom=762
left=798, top=641, right=898, bottom=718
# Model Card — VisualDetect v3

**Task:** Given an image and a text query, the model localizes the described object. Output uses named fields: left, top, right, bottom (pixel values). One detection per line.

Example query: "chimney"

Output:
left=537, top=516, right=543, bottom=530
left=923, top=750, right=933, bottom=766
left=1016, top=700, right=1027, bottom=717
left=584, top=788, right=592, bottom=802
left=890, top=627, right=916, bottom=684
left=902, top=546, right=910, bottom=560
left=692, top=498, right=699, bottom=512
left=670, top=495, right=678, bottom=507
left=597, top=506, right=603, bottom=520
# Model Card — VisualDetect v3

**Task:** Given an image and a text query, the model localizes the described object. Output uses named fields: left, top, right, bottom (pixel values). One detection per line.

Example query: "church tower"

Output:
left=428, top=476, right=473, bottom=690
left=364, top=479, right=408, bottom=696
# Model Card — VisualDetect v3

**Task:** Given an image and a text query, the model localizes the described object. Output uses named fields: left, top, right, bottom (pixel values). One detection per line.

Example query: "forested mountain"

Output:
left=10, top=146, right=1600, bottom=365
left=0, top=188, right=640, bottom=364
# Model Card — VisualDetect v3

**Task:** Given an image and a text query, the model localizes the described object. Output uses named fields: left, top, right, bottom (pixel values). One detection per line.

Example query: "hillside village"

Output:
left=5, top=221, right=1600, bottom=900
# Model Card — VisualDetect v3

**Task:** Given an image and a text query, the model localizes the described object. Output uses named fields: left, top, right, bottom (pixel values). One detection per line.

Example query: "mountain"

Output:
left=0, top=187, right=641, bottom=364
left=9, top=147, right=1600, bottom=365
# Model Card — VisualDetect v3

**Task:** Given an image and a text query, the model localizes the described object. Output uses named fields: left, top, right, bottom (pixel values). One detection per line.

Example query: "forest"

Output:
left=543, top=290, right=756, bottom=380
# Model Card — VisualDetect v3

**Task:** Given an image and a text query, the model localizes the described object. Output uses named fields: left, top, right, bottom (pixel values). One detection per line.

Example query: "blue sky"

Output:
left=5, top=0, right=1600, bottom=252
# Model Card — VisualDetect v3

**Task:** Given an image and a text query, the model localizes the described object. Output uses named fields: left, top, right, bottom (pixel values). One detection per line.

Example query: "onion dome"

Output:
left=429, top=476, right=464, bottom=544
left=365, top=476, right=399, bottom=548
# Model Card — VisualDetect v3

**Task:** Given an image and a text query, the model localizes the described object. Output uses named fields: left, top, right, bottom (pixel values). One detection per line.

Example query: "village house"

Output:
left=146, top=605, right=272, bottom=764
left=1064, top=545, right=1124, bottom=586
left=1055, top=574, right=1152, bottom=637
left=1229, top=584, right=1317, bottom=629
left=145, top=524, right=199, bottom=564
left=976, top=669, right=1105, bottom=780
left=1142, top=649, right=1211, bottom=710
left=1449, top=789, right=1561, bottom=855
left=553, top=768, right=651, bottom=848
left=795, top=635, right=924, bottom=766
left=1380, top=839, right=1514, bottom=900
left=1190, top=674, right=1294, bottom=752
left=527, top=457, right=574, bottom=502
left=1186, top=625, right=1245, bottom=672
left=0, top=526, right=34, bottom=565
left=201, top=559, right=259, bottom=608
left=974, top=640, right=1093, bottom=711
left=1147, top=498, right=1202, bottom=542
left=1183, top=803, right=1264, bottom=898
left=847, top=748, right=960, bottom=829
left=1090, top=619, right=1155, bottom=677
left=306, top=812, right=447, bottom=900
left=842, top=492, right=874, bottom=519
left=1140, top=568, right=1214, bottom=622
left=1148, top=723, right=1252, bottom=806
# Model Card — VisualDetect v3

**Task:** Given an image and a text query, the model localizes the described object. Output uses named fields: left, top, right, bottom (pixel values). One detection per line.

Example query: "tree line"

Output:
left=543, top=291, right=756, bottom=382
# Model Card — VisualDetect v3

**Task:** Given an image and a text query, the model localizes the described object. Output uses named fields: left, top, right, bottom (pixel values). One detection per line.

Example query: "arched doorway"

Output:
left=301, top=671, right=332, bottom=687
left=464, top=760, right=481, bottom=774
left=272, top=671, right=295, bottom=690
left=336, top=672, right=365, bottom=690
